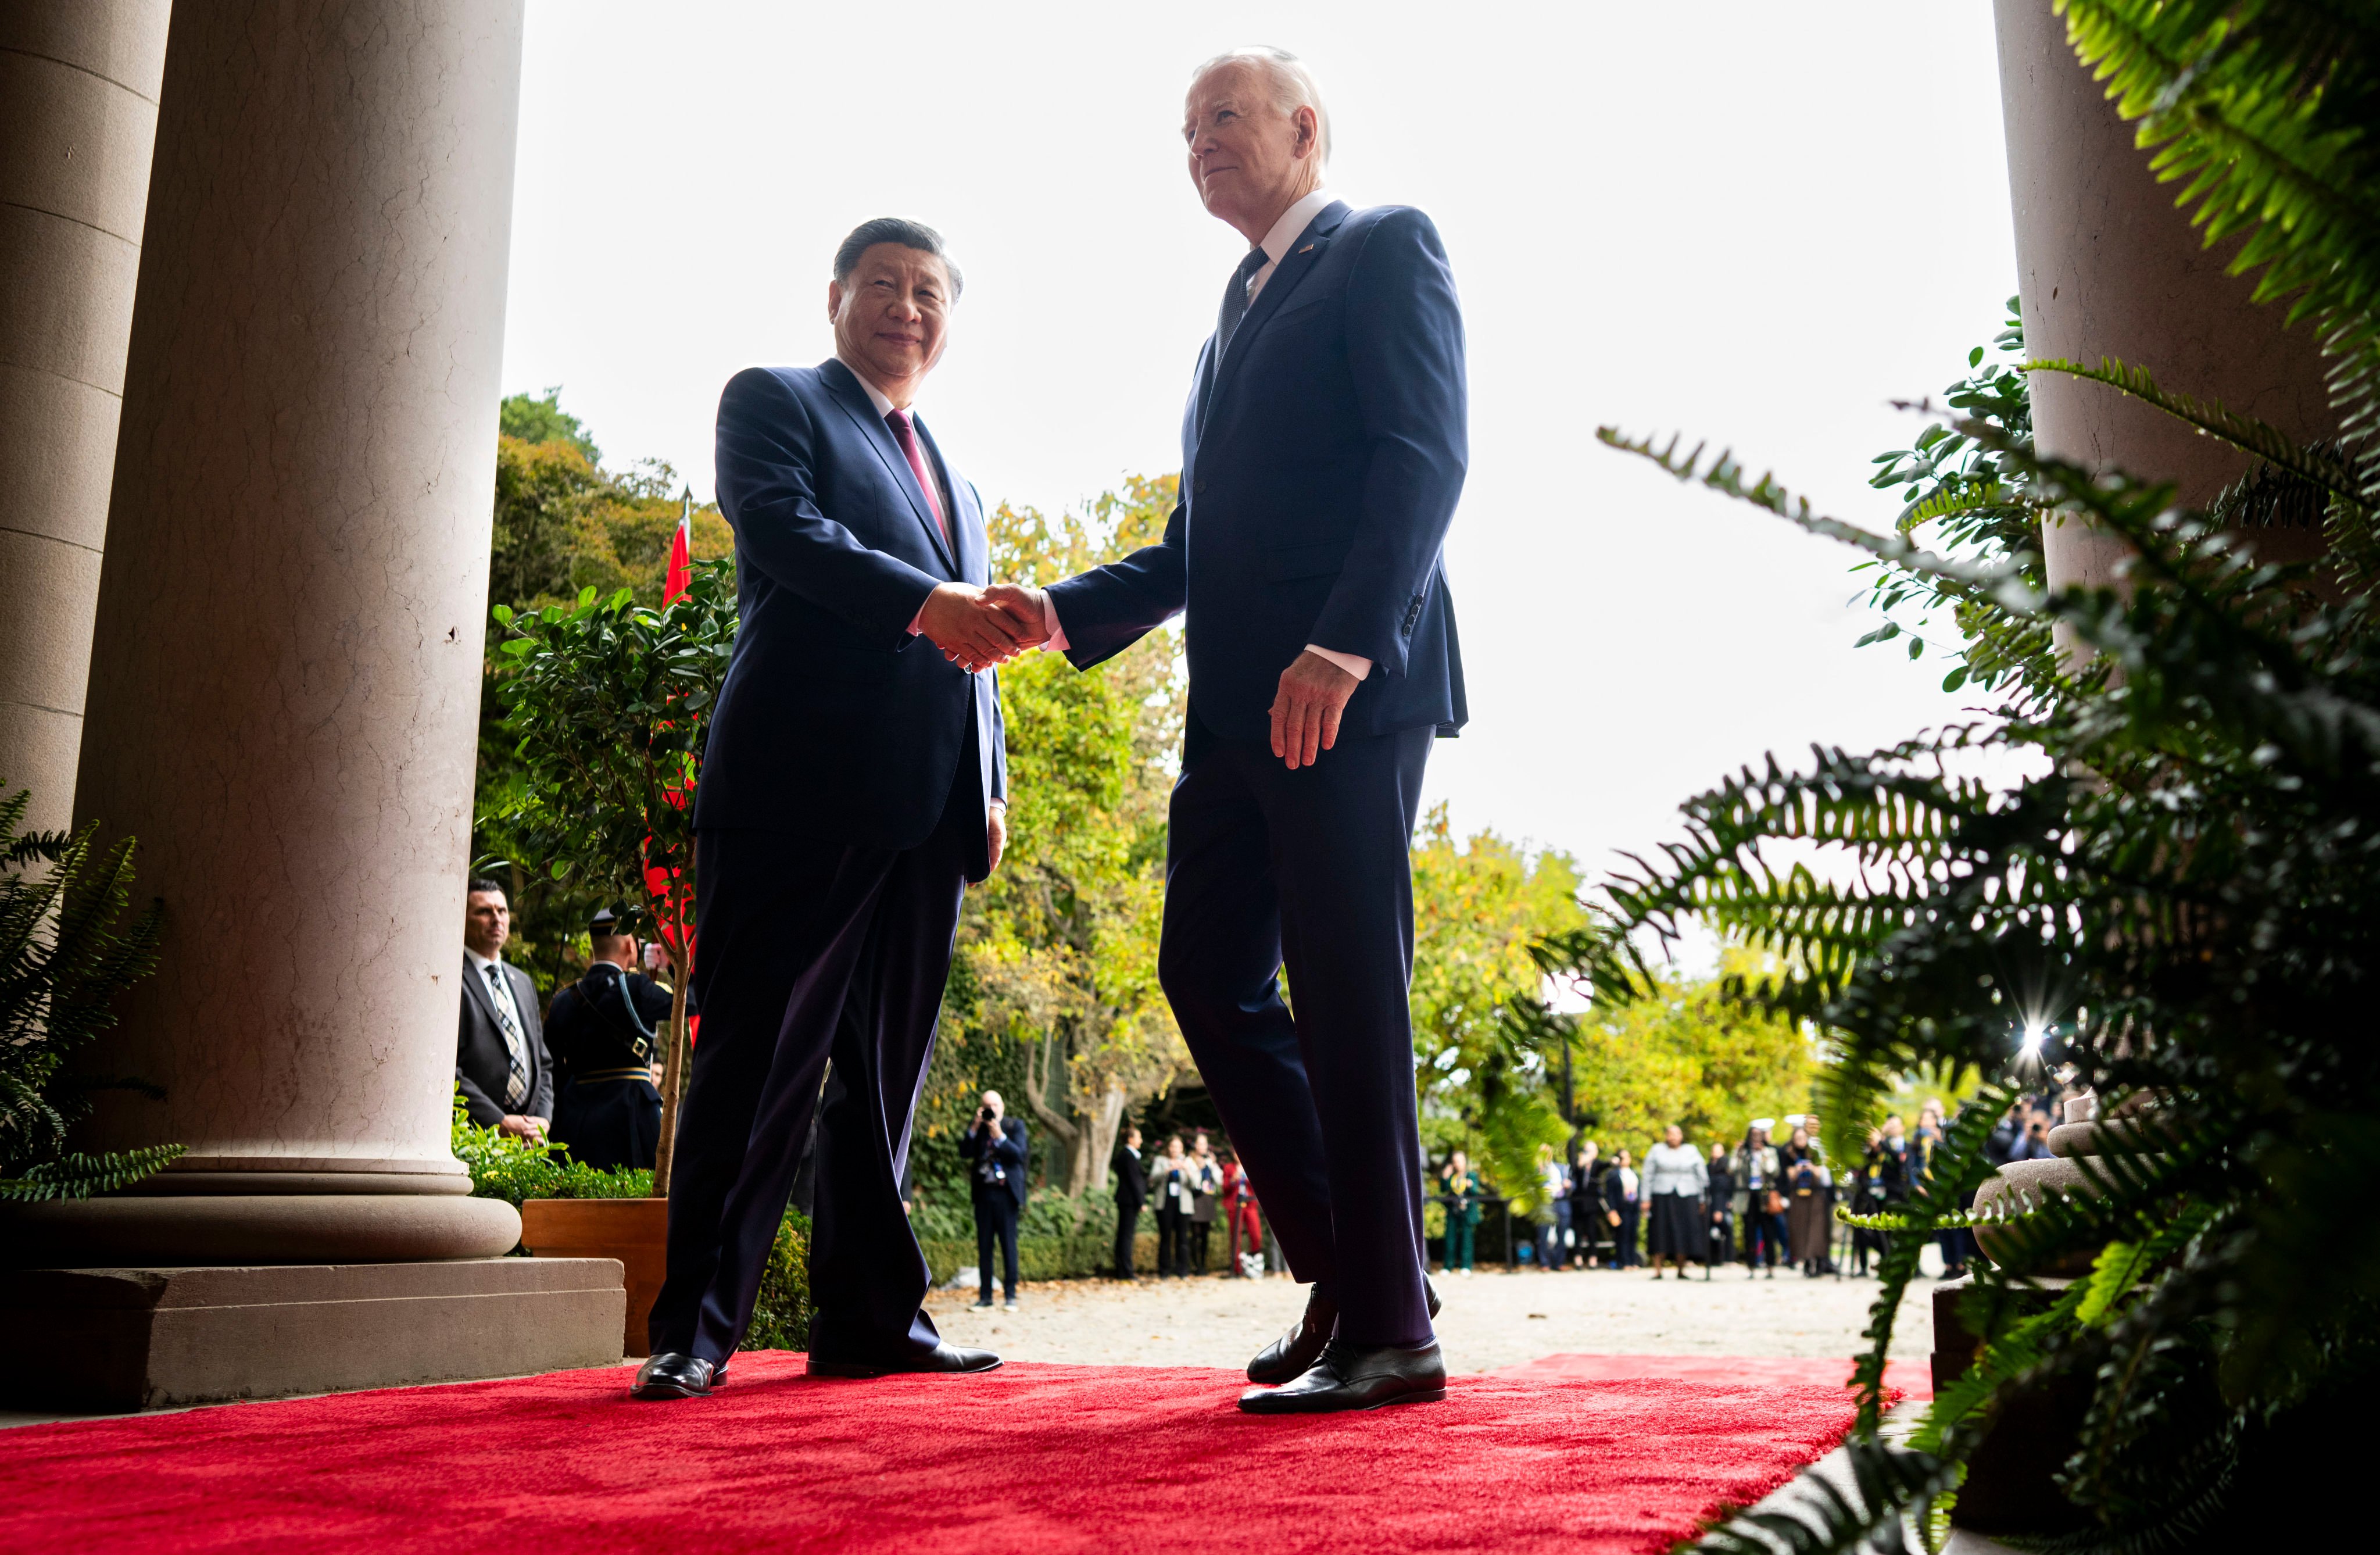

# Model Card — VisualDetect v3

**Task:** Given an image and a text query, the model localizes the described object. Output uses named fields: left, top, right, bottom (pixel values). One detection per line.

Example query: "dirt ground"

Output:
left=925, top=1256, right=1942, bottom=1375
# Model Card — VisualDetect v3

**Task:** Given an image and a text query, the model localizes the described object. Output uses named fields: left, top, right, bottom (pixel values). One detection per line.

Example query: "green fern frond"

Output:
left=2021, top=355, right=2370, bottom=513
left=1691, top=1439, right=1957, bottom=1555
left=0, top=1143, right=185, bottom=1202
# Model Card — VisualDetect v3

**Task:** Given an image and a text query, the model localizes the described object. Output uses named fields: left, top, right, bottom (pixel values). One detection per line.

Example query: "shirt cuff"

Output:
left=1305, top=644, right=1372, bottom=681
left=1040, top=592, right=1069, bottom=653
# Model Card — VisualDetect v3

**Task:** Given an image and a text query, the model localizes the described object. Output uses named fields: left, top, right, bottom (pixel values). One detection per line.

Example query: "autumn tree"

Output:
left=1566, top=943, right=1815, bottom=1157
left=1408, top=810, right=1590, bottom=1207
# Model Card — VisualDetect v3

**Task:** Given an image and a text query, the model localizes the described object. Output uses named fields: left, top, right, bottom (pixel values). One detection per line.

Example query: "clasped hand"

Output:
left=918, top=582, right=1048, bottom=673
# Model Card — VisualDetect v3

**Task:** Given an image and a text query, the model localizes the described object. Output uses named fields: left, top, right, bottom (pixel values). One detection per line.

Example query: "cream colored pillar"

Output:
left=1993, top=0, right=2341, bottom=592
left=35, top=0, right=530, bottom=1263
left=0, top=2, right=169, bottom=834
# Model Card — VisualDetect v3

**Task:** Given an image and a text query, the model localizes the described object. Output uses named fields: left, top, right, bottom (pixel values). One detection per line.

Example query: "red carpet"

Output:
left=1501, top=1352, right=1932, bottom=1400
left=1, top=1353, right=1868, bottom=1554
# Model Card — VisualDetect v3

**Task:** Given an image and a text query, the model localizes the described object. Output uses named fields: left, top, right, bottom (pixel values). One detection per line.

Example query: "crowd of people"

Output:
left=1101, top=1127, right=1269, bottom=1282
left=1433, top=1092, right=2076, bottom=1279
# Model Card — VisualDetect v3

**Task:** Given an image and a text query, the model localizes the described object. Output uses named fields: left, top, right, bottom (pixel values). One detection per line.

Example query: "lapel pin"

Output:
left=1297, top=244, right=1315, bottom=254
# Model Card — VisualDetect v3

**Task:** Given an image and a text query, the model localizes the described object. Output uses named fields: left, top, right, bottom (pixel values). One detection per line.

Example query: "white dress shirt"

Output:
left=1036, top=188, right=1373, bottom=684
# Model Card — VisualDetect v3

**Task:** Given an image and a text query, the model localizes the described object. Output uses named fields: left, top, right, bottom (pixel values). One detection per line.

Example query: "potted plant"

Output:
left=485, top=550, right=735, bottom=1353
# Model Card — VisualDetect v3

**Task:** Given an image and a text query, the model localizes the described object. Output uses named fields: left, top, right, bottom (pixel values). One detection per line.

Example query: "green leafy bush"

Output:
left=452, top=1093, right=652, bottom=1206
left=744, top=1210, right=812, bottom=1350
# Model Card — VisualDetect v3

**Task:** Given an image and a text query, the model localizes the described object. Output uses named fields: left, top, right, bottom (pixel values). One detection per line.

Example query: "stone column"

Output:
left=28, top=0, right=529, bottom=1264
left=0, top=2, right=169, bottom=835
left=1993, top=0, right=2341, bottom=592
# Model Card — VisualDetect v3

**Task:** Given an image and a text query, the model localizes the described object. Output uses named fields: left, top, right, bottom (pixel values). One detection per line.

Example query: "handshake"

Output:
left=917, top=581, right=1053, bottom=674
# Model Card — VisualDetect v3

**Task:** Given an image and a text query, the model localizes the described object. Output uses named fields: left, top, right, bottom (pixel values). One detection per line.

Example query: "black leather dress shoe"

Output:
left=806, top=1342, right=1001, bottom=1378
left=629, top=1352, right=718, bottom=1399
left=1246, top=1277, right=1443, bottom=1385
left=1239, top=1339, right=1447, bottom=1414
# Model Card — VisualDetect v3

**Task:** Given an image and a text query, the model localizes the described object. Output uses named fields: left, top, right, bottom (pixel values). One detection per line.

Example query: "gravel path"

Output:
left=925, top=1260, right=1940, bottom=1375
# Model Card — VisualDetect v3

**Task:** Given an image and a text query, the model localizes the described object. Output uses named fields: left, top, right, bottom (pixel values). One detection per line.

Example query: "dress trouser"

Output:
left=1112, top=1200, right=1140, bottom=1277
left=973, top=1192, right=1019, bottom=1300
left=1155, top=1202, right=1189, bottom=1276
left=647, top=774, right=973, bottom=1365
left=1160, top=714, right=1436, bottom=1347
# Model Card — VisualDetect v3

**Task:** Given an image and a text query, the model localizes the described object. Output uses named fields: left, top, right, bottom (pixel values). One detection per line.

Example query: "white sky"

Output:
left=499, top=0, right=2021, bottom=910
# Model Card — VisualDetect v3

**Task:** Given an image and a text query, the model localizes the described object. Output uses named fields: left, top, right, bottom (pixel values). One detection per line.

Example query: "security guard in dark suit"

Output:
left=545, top=909, right=676, bottom=1172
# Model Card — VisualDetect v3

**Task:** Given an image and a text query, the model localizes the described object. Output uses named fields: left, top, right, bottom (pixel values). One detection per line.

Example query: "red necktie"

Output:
left=885, top=409, right=949, bottom=547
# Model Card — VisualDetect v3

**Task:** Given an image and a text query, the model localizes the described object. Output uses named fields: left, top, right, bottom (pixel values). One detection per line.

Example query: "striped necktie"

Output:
left=485, top=962, right=529, bottom=1107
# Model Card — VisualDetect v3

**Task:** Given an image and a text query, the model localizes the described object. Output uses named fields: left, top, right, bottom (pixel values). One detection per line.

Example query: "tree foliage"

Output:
left=1565, top=944, right=1814, bottom=1156
left=1408, top=811, right=1586, bottom=1204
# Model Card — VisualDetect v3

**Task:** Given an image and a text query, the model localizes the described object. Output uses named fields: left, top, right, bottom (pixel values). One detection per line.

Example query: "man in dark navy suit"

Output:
left=990, top=47, right=1466, bottom=1413
left=633, top=218, right=1037, bottom=1400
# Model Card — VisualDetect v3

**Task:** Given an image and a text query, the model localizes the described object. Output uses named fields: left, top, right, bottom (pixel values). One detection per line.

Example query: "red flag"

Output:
left=650, top=485, right=699, bottom=1014
left=664, top=486, right=693, bottom=605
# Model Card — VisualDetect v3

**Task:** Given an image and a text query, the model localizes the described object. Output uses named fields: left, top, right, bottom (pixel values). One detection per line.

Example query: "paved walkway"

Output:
left=926, top=1260, right=1939, bottom=1375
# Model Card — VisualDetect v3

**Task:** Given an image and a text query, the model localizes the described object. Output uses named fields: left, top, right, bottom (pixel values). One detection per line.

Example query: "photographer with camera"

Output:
left=959, top=1090, right=1029, bottom=1311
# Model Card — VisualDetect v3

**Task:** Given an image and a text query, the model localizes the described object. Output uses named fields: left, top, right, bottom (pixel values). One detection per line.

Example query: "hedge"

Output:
left=919, top=1230, right=1167, bottom=1287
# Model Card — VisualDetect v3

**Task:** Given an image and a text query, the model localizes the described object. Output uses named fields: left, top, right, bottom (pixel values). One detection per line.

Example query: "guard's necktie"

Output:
left=885, top=409, right=949, bottom=547
left=485, top=963, right=529, bottom=1108
left=1216, top=246, right=1272, bottom=356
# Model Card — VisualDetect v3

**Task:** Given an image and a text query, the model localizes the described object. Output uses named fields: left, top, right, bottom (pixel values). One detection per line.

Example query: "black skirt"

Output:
left=1647, top=1191, right=1705, bottom=1258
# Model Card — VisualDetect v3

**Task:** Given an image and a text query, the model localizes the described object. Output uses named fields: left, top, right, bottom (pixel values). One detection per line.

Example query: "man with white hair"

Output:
left=991, top=47, right=1468, bottom=1413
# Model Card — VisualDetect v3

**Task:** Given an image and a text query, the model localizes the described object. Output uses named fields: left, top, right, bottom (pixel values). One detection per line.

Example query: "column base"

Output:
left=0, top=1192, right=521, bottom=1266
left=0, top=1259, right=625, bottom=1412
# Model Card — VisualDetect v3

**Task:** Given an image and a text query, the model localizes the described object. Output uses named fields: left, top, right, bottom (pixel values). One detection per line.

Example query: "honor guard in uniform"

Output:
left=545, top=909, right=677, bottom=1171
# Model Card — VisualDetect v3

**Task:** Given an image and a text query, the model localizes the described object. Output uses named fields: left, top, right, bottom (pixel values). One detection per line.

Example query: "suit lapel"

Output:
left=821, top=359, right=958, bottom=576
left=463, top=955, right=502, bottom=1032
left=1202, top=201, right=1350, bottom=429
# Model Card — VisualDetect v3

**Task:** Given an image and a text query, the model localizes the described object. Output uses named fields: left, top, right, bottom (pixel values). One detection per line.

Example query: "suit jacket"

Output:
left=699, top=358, right=1007, bottom=876
left=457, top=955, right=554, bottom=1125
left=1047, top=201, right=1468, bottom=743
left=1112, top=1143, right=1148, bottom=1209
left=959, top=1117, right=1028, bottom=1207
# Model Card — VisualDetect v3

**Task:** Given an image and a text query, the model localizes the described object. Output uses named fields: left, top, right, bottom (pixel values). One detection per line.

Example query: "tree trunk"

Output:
left=1021, top=1031, right=1079, bottom=1193
left=1080, top=1082, right=1128, bottom=1199
left=650, top=945, right=690, bottom=1197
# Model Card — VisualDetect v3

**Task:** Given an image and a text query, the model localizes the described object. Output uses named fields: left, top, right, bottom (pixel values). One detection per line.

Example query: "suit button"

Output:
left=1194, top=478, right=1209, bottom=495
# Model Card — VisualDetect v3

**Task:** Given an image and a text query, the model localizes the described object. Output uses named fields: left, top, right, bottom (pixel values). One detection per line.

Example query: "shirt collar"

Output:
left=1257, top=187, right=1334, bottom=267
left=835, top=353, right=901, bottom=419
left=464, top=947, right=503, bottom=976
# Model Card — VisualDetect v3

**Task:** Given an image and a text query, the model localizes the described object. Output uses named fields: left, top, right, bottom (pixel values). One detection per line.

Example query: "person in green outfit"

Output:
left=1440, top=1150, right=1484, bottom=1276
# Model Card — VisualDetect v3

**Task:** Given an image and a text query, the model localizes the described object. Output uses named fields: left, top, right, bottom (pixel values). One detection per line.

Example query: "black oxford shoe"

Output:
left=1246, top=1277, right=1443, bottom=1385
left=630, top=1352, right=718, bottom=1399
left=806, top=1342, right=1001, bottom=1378
left=1239, top=1338, right=1448, bottom=1414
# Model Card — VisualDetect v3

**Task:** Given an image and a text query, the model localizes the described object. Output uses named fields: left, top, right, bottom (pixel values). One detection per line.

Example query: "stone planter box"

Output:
left=521, top=1197, right=668, bottom=1358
